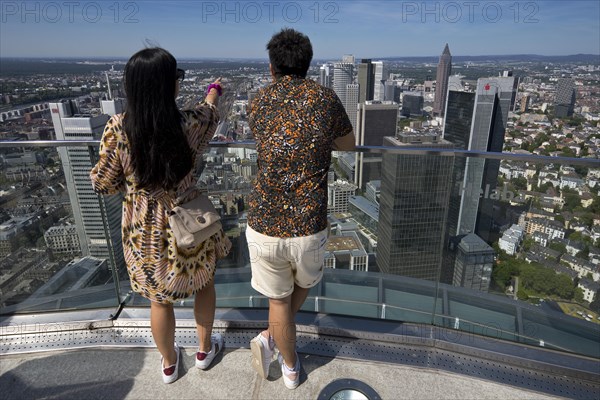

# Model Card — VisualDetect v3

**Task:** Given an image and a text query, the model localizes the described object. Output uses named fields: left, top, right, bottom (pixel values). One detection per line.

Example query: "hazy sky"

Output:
left=1, top=0, right=599, bottom=59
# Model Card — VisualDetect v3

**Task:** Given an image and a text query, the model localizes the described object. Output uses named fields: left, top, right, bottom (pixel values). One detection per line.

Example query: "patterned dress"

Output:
left=248, top=75, right=353, bottom=237
left=90, top=103, right=231, bottom=304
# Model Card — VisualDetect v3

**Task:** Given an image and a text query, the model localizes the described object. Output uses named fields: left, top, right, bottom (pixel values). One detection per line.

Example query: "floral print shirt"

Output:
left=248, top=75, right=353, bottom=237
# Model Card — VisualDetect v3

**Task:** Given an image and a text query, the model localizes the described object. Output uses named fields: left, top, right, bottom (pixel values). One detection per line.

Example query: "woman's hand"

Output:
left=206, top=77, right=223, bottom=105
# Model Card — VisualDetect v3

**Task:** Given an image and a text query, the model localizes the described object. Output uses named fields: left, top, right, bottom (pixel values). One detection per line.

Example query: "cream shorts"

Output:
left=246, top=225, right=329, bottom=299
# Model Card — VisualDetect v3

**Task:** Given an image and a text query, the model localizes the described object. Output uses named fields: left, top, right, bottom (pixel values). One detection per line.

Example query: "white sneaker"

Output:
left=278, top=352, right=300, bottom=390
left=161, top=343, right=180, bottom=384
left=250, top=331, right=276, bottom=379
left=195, top=333, right=224, bottom=369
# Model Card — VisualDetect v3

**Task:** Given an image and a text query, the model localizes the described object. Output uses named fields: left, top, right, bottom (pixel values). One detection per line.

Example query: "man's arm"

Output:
left=326, top=88, right=355, bottom=151
left=333, top=132, right=356, bottom=151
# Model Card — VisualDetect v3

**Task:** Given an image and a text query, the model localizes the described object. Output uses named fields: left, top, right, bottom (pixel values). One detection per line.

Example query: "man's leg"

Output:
left=268, top=295, right=297, bottom=368
left=290, top=284, right=310, bottom=315
left=270, top=239, right=320, bottom=365
left=288, top=227, right=327, bottom=318
left=264, top=284, right=308, bottom=362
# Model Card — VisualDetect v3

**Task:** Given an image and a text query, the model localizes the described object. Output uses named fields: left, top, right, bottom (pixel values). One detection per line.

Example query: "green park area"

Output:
left=492, top=255, right=583, bottom=302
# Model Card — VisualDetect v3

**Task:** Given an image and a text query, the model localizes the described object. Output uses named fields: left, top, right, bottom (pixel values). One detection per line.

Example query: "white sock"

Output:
left=200, top=343, right=214, bottom=355
left=268, top=335, right=275, bottom=350
left=283, top=360, right=299, bottom=373
left=260, top=332, right=275, bottom=350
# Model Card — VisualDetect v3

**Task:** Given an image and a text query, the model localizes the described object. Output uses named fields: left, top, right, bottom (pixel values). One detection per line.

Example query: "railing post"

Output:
left=515, top=305, right=524, bottom=343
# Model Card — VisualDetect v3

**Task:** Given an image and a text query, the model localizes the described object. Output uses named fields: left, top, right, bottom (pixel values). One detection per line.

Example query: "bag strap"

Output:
left=174, top=186, right=206, bottom=206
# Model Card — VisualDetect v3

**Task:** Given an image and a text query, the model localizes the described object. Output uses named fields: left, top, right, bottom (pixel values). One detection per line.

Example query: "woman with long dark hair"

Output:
left=91, top=47, right=231, bottom=384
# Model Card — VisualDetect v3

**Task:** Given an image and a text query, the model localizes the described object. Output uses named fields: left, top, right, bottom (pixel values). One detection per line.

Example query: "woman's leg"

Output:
left=150, top=301, right=177, bottom=366
left=194, top=279, right=216, bottom=352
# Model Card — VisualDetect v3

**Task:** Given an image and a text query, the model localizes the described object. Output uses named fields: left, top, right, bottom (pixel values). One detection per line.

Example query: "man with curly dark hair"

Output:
left=247, top=28, right=355, bottom=389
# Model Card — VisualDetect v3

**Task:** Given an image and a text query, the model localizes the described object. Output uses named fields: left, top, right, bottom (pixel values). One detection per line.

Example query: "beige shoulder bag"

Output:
left=168, top=188, right=222, bottom=248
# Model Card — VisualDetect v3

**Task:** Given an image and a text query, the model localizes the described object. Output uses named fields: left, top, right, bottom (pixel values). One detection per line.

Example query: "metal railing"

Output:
left=1, top=139, right=598, bottom=167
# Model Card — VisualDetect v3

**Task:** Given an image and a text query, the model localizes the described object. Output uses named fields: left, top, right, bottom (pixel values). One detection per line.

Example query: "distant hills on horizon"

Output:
left=1, top=53, right=599, bottom=63
left=380, top=54, right=600, bottom=63
left=1, top=53, right=598, bottom=75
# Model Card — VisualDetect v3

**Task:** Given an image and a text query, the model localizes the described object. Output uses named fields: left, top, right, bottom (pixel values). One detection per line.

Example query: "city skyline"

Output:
left=1, top=28, right=599, bottom=350
left=1, top=1, right=599, bottom=58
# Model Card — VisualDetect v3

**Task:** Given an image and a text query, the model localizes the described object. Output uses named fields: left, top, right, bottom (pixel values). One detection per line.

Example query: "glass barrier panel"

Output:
left=442, top=289, right=519, bottom=342
left=319, top=270, right=381, bottom=319
left=2, top=141, right=599, bottom=359
left=435, top=154, right=600, bottom=357
left=383, top=277, right=442, bottom=324
left=0, top=144, right=121, bottom=314
left=521, top=308, right=600, bottom=358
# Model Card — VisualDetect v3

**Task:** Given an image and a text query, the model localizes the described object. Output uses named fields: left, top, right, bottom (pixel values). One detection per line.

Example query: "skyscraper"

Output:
left=100, top=99, right=125, bottom=116
left=440, top=76, right=519, bottom=247
left=401, top=92, right=424, bottom=117
left=342, top=54, right=355, bottom=64
left=442, top=90, right=476, bottom=239
left=357, top=59, right=374, bottom=104
left=441, top=89, right=476, bottom=284
left=452, top=233, right=495, bottom=292
left=472, top=76, right=516, bottom=243
left=345, top=83, right=360, bottom=134
left=354, top=101, right=398, bottom=189
left=447, top=75, right=465, bottom=92
left=377, top=133, right=454, bottom=280
left=328, top=180, right=358, bottom=213
left=440, top=77, right=514, bottom=285
left=384, top=81, right=397, bottom=102
left=554, top=78, right=576, bottom=118
left=333, top=62, right=354, bottom=105
left=319, top=63, right=334, bottom=89
left=356, top=101, right=398, bottom=147
left=50, top=100, right=125, bottom=275
left=372, top=61, right=388, bottom=101
left=433, top=44, right=452, bottom=117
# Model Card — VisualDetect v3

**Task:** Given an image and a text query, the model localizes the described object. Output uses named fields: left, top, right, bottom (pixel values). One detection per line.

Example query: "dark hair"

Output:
left=267, top=28, right=313, bottom=78
left=123, top=47, right=193, bottom=190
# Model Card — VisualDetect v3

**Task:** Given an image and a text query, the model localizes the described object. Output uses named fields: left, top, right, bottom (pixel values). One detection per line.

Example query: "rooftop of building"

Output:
left=458, top=233, right=494, bottom=253
left=579, top=278, right=600, bottom=290
left=326, top=234, right=362, bottom=252
left=348, top=196, right=379, bottom=221
left=328, top=180, right=358, bottom=190
left=362, top=100, right=397, bottom=107
left=386, top=132, right=452, bottom=147
left=366, top=180, right=381, bottom=189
